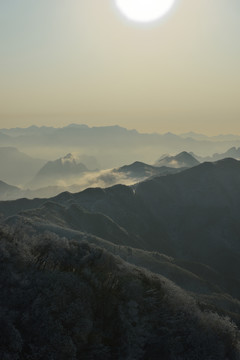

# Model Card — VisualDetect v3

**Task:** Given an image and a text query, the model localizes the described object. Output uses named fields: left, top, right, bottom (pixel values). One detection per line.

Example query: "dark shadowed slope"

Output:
left=4, top=185, right=172, bottom=255
left=135, top=158, right=240, bottom=293
left=1, top=158, right=240, bottom=299
left=0, top=227, right=239, bottom=360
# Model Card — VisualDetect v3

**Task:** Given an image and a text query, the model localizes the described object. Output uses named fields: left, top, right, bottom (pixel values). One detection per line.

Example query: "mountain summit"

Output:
left=37, top=153, right=88, bottom=177
left=30, top=153, right=89, bottom=188
left=155, top=151, right=200, bottom=168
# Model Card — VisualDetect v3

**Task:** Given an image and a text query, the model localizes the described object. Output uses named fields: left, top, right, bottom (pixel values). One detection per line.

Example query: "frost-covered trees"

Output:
left=0, top=225, right=240, bottom=359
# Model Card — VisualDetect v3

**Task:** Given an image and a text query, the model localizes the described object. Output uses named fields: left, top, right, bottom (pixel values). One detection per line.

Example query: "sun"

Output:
left=115, top=0, right=176, bottom=23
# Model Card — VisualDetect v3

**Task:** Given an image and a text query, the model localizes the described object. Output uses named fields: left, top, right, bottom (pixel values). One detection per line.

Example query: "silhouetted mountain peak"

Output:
left=211, top=157, right=240, bottom=171
left=36, top=153, right=88, bottom=178
left=214, top=157, right=239, bottom=165
left=118, top=161, right=153, bottom=172
left=175, top=151, right=196, bottom=161
left=155, top=151, right=199, bottom=168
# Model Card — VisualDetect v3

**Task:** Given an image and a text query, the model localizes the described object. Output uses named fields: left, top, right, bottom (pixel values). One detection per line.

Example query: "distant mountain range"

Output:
left=193, top=146, right=240, bottom=162
left=0, top=152, right=188, bottom=199
left=2, top=125, right=240, bottom=142
left=180, top=132, right=240, bottom=142
left=2, top=147, right=240, bottom=200
left=1, top=125, right=240, bottom=168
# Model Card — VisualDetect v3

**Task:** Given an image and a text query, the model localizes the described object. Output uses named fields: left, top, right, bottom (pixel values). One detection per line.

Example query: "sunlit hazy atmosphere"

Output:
left=1, top=0, right=240, bottom=134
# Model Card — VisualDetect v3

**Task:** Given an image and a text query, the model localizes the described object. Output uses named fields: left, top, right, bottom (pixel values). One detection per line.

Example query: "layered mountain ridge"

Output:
left=1, top=158, right=240, bottom=300
left=1, top=157, right=240, bottom=358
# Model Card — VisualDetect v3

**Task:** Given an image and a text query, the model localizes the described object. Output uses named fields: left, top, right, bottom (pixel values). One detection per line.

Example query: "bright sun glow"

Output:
left=115, top=0, right=176, bottom=23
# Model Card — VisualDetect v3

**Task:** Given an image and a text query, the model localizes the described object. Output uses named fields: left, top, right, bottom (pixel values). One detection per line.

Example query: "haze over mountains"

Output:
left=0, top=180, right=20, bottom=201
left=1, top=124, right=240, bottom=201
left=29, top=153, right=89, bottom=189
left=0, top=124, right=240, bottom=193
left=0, top=147, right=45, bottom=185
left=1, top=124, right=240, bottom=358
left=0, top=146, right=200, bottom=200
left=194, top=146, right=240, bottom=162
left=1, top=124, right=240, bottom=169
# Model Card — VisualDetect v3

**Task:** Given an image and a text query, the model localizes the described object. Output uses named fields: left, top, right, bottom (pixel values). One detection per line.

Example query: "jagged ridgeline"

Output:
left=1, top=158, right=240, bottom=359
left=0, top=227, right=239, bottom=360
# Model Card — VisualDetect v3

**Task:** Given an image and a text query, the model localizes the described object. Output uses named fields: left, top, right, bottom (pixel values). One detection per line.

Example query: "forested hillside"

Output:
left=0, top=227, right=239, bottom=360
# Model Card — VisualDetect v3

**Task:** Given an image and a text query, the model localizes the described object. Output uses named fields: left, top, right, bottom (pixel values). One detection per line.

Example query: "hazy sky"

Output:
left=0, top=0, right=240, bottom=134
